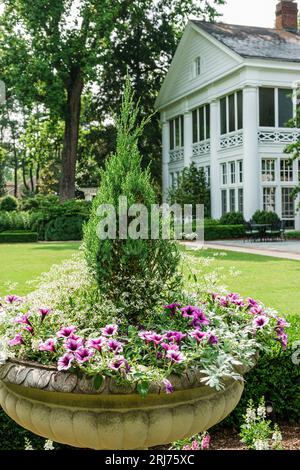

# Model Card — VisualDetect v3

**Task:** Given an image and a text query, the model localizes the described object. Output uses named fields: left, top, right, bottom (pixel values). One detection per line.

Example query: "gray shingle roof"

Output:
left=192, top=20, right=300, bottom=63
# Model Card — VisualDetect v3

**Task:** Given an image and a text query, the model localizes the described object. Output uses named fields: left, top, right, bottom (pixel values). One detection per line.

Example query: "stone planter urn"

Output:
left=0, top=359, right=245, bottom=449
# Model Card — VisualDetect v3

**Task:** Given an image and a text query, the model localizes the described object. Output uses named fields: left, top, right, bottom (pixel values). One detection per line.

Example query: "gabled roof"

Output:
left=192, top=20, right=300, bottom=63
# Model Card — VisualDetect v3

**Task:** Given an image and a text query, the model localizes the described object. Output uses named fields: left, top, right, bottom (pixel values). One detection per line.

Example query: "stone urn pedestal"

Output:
left=0, top=359, right=244, bottom=450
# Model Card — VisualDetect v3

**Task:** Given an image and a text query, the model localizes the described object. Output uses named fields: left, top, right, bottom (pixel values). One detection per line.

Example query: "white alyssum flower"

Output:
left=254, top=439, right=270, bottom=450
left=44, top=440, right=55, bottom=450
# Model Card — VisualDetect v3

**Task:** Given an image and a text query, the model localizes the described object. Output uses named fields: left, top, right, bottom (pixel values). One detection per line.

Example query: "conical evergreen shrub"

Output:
left=83, top=80, right=180, bottom=320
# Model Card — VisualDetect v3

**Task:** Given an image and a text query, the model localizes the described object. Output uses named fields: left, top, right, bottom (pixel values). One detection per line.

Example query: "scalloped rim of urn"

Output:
left=0, top=357, right=251, bottom=397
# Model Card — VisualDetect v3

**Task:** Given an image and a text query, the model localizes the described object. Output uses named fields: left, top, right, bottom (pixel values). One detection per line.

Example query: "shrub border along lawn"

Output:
left=0, top=231, right=38, bottom=243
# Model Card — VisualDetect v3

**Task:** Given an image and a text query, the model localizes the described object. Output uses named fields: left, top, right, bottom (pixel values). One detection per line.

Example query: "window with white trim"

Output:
left=238, top=160, right=243, bottom=183
left=206, top=166, right=211, bottom=187
left=229, top=162, right=236, bottom=184
left=221, top=163, right=227, bottom=185
left=238, top=188, right=244, bottom=213
left=280, top=159, right=293, bottom=182
left=169, top=116, right=184, bottom=150
left=229, top=189, right=235, bottom=212
left=221, top=190, right=227, bottom=216
left=194, top=56, right=201, bottom=77
left=192, top=104, right=210, bottom=143
left=220, top=91, right=243, bottom=135
left=262, top=159, right=275, bottom=183
left=282, top=188, right=295, bottom=219
left=259, top=87, right=293, bottom=128
left=263, top=187, right=276, bottom=212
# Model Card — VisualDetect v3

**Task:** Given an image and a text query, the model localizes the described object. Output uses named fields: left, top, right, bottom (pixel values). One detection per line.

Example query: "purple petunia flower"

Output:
left=227, top=293, right=245, bottom=307
left=163, top=379, right=174, bottom=394
left=57, top=353, right=74, bottom=371
left=24, top=325, right=34, bottom=334
left=253, top=315, right=269, bottom=329
left=39, top=338, right=56, bottom=352
left=181, top=306, right=197, bottom=318
left=165, top=331, right=186, bottom=343
left=247, top=297, right=258, bottom=308
left=163, top=304, right=180, bottom=317
left=191, top=310, right=210, bottom=328
left=190, top=330, right=207, bottom=343
left=161, top=342, right=180, bottom=352
left=64, top=337, right=84, bottom=352
left=38, top=308, right=51, bottom=322
left=166, top=349, right=185, bottom=363
left=207, top=334, right=219, bottom=345
left=109, top=356, right=130, bottom=372
left=75, top=347, right=94, bottom=364
left=107, top=339, right=123, bottom=354
left=277, top=332, right=288, bottom=350
left=5, top=295, right=20, bottom=304
left=101, top=324, right=118, bottom=337
left=250, top=305, right=263, bottom=316
left=86, top=337, right=106, bottom=351
left=8, top=333, right=24, bottom=347
left=15, top=313, right=32, bottom=327
left=57, top=326, right=77, bottom=339
left=139, top=331, right=165, bottom=345
left=277, top=317, right=288, bottom=328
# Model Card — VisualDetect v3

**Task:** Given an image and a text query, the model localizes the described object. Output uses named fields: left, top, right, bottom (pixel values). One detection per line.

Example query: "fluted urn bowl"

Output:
left=0, top=359, right=245, bottom=449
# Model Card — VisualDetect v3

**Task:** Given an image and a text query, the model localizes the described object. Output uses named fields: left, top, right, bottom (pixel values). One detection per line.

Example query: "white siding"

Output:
left=156, top=25, right=240, bottom=110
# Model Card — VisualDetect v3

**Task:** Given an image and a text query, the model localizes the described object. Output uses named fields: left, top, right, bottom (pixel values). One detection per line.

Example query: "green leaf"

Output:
left=137, top=381, right=149, bottom=399
left=94, top=375, right=103, bottom=390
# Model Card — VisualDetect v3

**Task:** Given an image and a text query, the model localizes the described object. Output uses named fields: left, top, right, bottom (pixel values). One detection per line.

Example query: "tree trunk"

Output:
left=13, top=145, right=18, bottom=198
left=59, top=70, right=84, bottom=201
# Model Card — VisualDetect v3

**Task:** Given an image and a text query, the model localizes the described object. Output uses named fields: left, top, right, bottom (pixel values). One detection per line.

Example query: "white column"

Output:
left=184, top=111, right=193, bottom=168
left=162, top=119, right=170, bottom=202
left=210, top=99, right=221, bottom=219
left=243, top=86, right=259, bottom=221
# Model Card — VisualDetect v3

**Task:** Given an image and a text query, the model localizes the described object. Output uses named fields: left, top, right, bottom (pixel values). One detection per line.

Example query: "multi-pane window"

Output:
left=282, top=188, right=295, bottom=219
left=169, top=116, right=184, bottom=150
left=221, top=190, right=227, bottom=216
left=262, top=159, right=275, bottom=182
left=238, top=188, right=244, bottom=213
left=259, top=87, right=293, bottom=128
left=229, top=189, right=235, bottom=212
left=220, top=91, right=243, bottom=135
left=206, top=166, right=211, bottom=187
left=192, top=105, right=210, bottom=143
left=170, top=173, right=175, bottom=188
left=238, top=160, right=243, bottom=183
left=263, top=187, right=276, bottom=212
left=280, top=159, right=293, bottom=182
left=230, top=162, right=236, bottom=184
left=221, top=163, right=227, bottom=185
left=194, top=56, right=201, bottom=76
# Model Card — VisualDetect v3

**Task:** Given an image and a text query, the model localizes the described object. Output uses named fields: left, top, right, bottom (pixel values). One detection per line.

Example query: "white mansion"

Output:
left=156, top=0, right=300, bottom=229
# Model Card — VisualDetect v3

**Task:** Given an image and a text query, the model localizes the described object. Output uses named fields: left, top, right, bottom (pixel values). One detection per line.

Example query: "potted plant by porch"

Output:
left=0, top=83, right=288, bottom=450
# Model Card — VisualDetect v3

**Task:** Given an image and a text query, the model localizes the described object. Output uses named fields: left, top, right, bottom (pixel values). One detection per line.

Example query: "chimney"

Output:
left=276, top=0, right=298, bottom=31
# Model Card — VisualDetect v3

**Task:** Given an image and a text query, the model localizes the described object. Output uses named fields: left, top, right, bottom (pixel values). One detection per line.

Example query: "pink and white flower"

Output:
left=57, top=326, right=77, bottom=339
left=101, top=324, right=118, bottom=337
left=75, top=347, right=94, bottom=364
left=38, top=338, right=56, bottom=352
left=57, top=353, right=74, bottom=371
left=8, top=333, right=24, bottom=347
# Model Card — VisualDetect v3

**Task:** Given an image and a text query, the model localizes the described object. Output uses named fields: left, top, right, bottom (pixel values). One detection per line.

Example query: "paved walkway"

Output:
left=182, top=239, right=300, bottom=261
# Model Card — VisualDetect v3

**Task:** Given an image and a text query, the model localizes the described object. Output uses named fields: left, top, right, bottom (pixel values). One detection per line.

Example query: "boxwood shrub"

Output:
left=45, top=215, right=85, bottom=241
left=286, top=231, right=300, bottom=239
left=0, top=196, right=18, bottom=212
left=0, top=231, right=38, bottom=243
left=219, top=212, right=245, bottom=226
left=204, top=224, right=245, bottom=241
left=225, top=313, right=300, bottom=427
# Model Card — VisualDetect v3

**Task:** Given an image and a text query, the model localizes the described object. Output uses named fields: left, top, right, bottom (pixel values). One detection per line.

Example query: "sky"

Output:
left=218, top=0, right=300, bottom=27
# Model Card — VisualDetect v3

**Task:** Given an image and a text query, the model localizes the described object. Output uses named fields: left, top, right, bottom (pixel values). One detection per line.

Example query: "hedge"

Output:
left=204, top=224, right=245, bottom=241
left=0, top=211, right=32, bottom=232
left=0, top=231, right=38, bottom=243
left=286, top=231, right=300, bottom=239
left=45, top=215, right=84, bottom=241
left=225, top=313, right=300, bottom=427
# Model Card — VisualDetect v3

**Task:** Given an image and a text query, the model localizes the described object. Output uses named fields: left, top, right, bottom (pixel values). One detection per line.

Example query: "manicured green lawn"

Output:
left=0, top=242, right=81, bottom=296
left=1, top=242, right=299, bottom=317
left=182, top=247, right=300, bottom=316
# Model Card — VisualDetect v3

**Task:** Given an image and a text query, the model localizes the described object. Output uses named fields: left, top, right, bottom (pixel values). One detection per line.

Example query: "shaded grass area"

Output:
left=0, top=242, right=81, bottom=296
left=181, top=246, right=300, bottom=316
